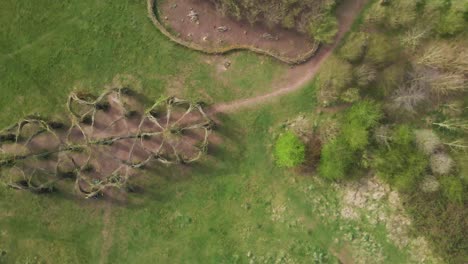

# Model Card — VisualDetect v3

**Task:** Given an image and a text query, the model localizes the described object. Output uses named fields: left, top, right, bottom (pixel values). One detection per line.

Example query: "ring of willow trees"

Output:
left=0, top=88, right=214, bottom=198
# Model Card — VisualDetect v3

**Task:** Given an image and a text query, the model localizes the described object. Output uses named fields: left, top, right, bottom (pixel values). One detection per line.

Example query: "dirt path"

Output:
left=99, top=204, right=113, bottom=264
left=209, top=0, right=368, bottom=114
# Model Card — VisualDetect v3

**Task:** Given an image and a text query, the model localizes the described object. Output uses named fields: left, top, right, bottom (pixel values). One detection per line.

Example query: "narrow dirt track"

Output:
left=99, top=205, right=113, bottom=264
left=209, top=0, right=368, bottom=114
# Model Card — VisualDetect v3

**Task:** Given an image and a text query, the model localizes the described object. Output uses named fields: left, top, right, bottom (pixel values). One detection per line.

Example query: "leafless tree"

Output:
left=391, top=73, right=429, bottom=113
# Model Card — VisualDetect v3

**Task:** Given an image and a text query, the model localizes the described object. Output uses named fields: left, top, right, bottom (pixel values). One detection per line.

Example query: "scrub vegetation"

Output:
left=311, top=0, right=468, bottom=262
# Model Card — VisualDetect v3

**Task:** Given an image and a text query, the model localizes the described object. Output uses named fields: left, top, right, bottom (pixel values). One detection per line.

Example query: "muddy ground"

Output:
left=157, top=0, right=318, bottom=59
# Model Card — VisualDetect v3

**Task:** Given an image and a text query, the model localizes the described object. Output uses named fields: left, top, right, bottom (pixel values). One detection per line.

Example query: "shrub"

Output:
left=318, top=101, right=382, bottom=180
left=316, top=56, right=353, bottom=105
left=318, top=138, right=353, bottom=180
left=374, top=125, right=391, bottom=146
left=364, top=2, right=387, bottom=25
left=308, top=14, right=338, bottom=44
left=440, top=176, right=465, bottom=203
left=344, top=100, right=382, bottom=129
left=338, top=32, right=368, bottom=63
left=365, top=34, right=400, bottom=65
left=392, top=124, right=414, bottom=145
left=317, top=56, right=353, bottom=91
left=373, top=125, right=428, bottom=192
left=400, top=27, right=429, bottom=51
left=340, top=88, right=361, bottom=103
left=386, top=0, right=418, bottom=29
left=341, top=124, right=369, bottom=152
left=342, top=100, right=382, bottom=151
left=354, top=64, right=377, bottom=87
left=365, top=0, right=418, bottom=29
left=420, top=175, right=440, bottom=193
left=430, top=153, right=454, bottom=175
left=274, top=131, right=306, bottom=168
left=376, top=63, right=406, bottom=97
left=414, top=129, right=442, bottom=155
left=436, top=4, right=466, bottom=37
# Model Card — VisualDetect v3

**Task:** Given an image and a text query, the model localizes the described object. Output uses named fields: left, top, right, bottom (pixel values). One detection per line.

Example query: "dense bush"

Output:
left=307, top=14, right=338, bottom=44
left=365, top=34, right=400, bottom=65
left=373, top=125, right=428, bottom=192
left=387, top=1, right=418, bottom=29
left=435, top=1, right=467, bottom=37
left=430, top=153, right=454, bottom=176
left=415, top=129, right=442, bottom=155
left=317, top=56, right=353, bottom=92
left=354, top=64, right=377, bottom=87
left=420, top=175, right=440, bottom=193
left=340, top=88, right=361, bottom=103
left=318, top=101, right=382, bottom=180
left=365, top=0, right=418, bottom=29
left=342, top=100, right=382, bottom=150
left=364, top=1, right=386, bottom=25
left=440, top=176, right=465, bottom=203
left=338, top=32, right=368, bottom=63
left=316, top=56, right=353, bottom=105
left=318, top=137, right=352, bottom=180
left=274, top=131, right=306, bottom=168
left=375, top=62, right=406, bottom=97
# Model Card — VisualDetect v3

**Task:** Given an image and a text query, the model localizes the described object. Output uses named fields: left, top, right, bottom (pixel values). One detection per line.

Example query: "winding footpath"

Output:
left=210, top=0, right=368, bottom=114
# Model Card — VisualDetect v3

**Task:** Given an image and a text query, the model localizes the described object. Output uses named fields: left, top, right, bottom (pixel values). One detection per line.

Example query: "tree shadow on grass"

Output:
left=298, top=133, right=322, bottom=175
left=122, top=111, right=245, bottom=208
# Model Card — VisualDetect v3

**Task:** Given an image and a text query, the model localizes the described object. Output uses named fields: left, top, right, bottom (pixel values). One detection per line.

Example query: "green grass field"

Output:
left=0, top=0, right=435, bottom=263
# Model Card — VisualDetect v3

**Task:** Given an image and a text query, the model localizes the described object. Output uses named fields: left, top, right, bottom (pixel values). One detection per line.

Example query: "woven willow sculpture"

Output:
left=0, top=88, right=213, bottom=198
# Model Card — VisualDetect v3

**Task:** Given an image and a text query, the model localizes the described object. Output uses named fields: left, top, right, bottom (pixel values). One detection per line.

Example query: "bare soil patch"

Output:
left=155, top=0, right=319, bottom=62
